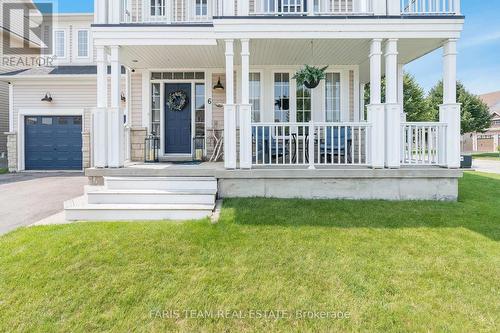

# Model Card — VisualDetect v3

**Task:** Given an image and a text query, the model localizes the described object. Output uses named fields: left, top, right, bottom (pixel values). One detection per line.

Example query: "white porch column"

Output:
left=94, top=0, right=108, bottom=24
left=224, top=39, right=237, bottom=169
left=387, top=0, right=401, bottom=15
left=108, top=45, right=124, bottom=168
left=398, top=63, right=406, bottom=122
left=367, top=39, right=385, bottom=168
left=384, top=39, right=401, bottom=168
left=108, top=0, right=121, bottom=24
left=440, top=39, right=461, bottom=168
left=239, top=39, right=252, bottom=169
left=307, top=0, right=315, bottom=15
left=93, top=45, right=108, bottom=168
left=237, top=0, right=249, bottom=16
left=223, top=0, right=235, bottom=16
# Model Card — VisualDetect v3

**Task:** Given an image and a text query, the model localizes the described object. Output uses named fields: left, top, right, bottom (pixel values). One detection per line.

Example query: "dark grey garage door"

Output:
left=25, top=116, right=82, bottom=170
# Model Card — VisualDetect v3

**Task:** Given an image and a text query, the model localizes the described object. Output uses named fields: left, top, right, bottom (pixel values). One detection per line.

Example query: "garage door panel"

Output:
left=25, top=116, right=82, bottom=170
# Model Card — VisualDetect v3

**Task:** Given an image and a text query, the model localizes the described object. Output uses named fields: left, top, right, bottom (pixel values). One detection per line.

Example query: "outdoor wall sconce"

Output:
left=121, top=92, right=126, bottom=102
left=41, top=93, right=53, bottom=102
left=213, top=77, right=224, bottom=91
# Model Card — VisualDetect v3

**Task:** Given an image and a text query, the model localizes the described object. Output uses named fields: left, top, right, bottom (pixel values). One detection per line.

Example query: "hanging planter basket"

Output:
left=304, top=79, right=321, bottom=89
left=293, top=65, right=328, bottom=89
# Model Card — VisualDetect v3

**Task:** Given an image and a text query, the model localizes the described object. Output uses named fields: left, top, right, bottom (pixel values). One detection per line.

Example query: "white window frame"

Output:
left=76, top=29, right=90, bottom=59
left=249, top=71, right=263, bottom=123
left=53, top=29, right=67, bottom=59
left=149, top=70, right=207, bottom=159
left=324, top=72, right=342, bottom=122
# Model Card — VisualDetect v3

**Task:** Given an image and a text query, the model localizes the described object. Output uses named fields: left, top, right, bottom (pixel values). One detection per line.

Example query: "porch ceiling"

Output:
left=120, top=38, right=447, bottom=73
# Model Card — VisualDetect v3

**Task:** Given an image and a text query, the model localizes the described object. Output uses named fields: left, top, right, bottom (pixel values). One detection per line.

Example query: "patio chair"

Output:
left=320, top=127, right=352, bottom=163
left=253, top=127, right=289, bottom=164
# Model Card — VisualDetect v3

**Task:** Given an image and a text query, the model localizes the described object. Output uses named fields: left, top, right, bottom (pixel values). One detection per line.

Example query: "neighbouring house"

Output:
left=462, top=91, right=500, bottom=153
left=0, top=0, right=465, bottom=221
left=0, top=0, right=43, bottom=167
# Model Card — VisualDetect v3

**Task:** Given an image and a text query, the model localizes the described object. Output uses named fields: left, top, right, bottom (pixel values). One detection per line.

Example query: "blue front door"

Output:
left=165, top=83, right=192, bottom=154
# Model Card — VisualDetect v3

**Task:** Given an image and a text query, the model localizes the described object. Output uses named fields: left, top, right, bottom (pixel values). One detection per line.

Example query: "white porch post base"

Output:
left=107, top=107, right=125, bottom=168
left=440, top=103, right=461, bottom=168
left=367, top=104, right=385, bottom=168
left=385, top=103, right=401, bottom=168
left=92, top=107, right=108, bottom=168
left=239, top=104, right=252, bottom=169
left=224, top=104, right=237, bottom=169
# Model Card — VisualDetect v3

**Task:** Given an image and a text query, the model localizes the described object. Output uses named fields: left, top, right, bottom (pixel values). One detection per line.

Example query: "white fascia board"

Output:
left=92, top=27, right=218, bottom=46
left=213, top=18, right=464, bottom=39
left=2, top=75, right=97, bottom=84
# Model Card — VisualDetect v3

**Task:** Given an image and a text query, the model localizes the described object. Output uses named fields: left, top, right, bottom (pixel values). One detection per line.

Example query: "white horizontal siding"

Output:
left=12, top=82, right=97, bottom=132
left=130, top=73, right=143, bottom=127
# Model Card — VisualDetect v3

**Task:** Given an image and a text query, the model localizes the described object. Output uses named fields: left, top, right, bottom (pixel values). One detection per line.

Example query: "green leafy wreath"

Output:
left=167, top=90, right=188, bottom=112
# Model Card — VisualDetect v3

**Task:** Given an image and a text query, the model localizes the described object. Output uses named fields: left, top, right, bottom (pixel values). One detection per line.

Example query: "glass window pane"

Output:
left=42, top=117, right=53, bottom=125
left=325, top=73, right=341, bottom=122
left=54, top=31, right=65, bottom=57
left=77, top=30, right=88, bottom=57
left=151, top=72, right=162, bottom=80
left=73, top=117, right=82, bottom=125
left=274, top=73, right=290, bottom=123
left=26, top=117, right=38, bottom=125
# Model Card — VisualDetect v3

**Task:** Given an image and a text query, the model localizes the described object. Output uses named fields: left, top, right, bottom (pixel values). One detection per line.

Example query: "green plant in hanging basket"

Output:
left=293, top=65, right=329, bottom=89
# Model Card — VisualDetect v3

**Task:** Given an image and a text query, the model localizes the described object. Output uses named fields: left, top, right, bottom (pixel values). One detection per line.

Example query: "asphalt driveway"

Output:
left=0, top=172, right=87, bottom=235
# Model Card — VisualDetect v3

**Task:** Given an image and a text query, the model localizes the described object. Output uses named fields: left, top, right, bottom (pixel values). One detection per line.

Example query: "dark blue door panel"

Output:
left=25, top=116, right=82, bottom=170
left=165, top=83, right=192, bottom=154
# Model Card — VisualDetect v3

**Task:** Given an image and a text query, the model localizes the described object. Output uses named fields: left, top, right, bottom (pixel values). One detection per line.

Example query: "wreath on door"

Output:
left=166, top=90, right=188, bottom=112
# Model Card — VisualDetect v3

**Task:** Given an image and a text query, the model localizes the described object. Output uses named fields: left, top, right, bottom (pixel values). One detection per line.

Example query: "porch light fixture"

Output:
left=213, top=77, right=224, bottom=91
left=121, top=92, right=126, bottom=102
left=41, top=93, right=53, bottom=102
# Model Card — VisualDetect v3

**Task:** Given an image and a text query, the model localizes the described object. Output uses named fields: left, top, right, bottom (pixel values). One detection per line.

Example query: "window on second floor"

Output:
left=77, top=30, right=89, bottom=58
left=196, top=0, right=208, bottom=16
left=150, top=0, right=166, bottom=16
left=54, top=30, right=65, bottom=58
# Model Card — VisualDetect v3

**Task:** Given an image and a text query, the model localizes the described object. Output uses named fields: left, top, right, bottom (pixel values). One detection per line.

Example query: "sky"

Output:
left=36, top=0, right=500, bottom=95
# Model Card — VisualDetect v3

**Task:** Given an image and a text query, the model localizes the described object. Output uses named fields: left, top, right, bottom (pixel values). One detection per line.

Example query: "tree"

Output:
left=364, top=73, right=433, bottom=121
left=427, top=81, right=492, bottom=134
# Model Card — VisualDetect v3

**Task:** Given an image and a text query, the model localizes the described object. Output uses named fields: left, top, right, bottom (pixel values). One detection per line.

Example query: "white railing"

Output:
left=401, top=122, right=446, bottom=165
left=252, top=0, right=307, bottom=15
left=121, top=0, right=220, bottom=24
left=251, top=0, right=373, bottom=15
left=252, top=122, right=371, bottom=167
left=401, top=0, right=460, bottom=15
left=315, top=0, right=373, bottom=15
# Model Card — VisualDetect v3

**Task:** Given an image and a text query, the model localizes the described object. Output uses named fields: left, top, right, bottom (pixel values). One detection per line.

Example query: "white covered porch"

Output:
left=89, top=36, right=461, bottom=171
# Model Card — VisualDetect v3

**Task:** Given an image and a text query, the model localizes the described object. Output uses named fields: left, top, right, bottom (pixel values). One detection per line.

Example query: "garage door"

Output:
left=25, top=116, right=82, bottom=170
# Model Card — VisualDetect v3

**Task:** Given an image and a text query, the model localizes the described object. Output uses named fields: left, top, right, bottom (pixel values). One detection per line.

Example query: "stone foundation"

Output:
left=130, top=127, right=147, bottom=162
left=5, top=132, right=17, bottom=172
left=82, top=131, right=91, bottom=169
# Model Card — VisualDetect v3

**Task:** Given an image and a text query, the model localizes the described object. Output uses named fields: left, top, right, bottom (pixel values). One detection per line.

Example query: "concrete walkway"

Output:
left=0, top=172, right=87, bottom=235
left=472, top=159, right=500, bottom=174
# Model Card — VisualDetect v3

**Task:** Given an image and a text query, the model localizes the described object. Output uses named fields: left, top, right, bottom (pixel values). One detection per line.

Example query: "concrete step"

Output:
left=104, top=176, right=218, bottom=191
left=64, top=196, right=214, bottom=221
left=86, top=189, right=216, bottom=205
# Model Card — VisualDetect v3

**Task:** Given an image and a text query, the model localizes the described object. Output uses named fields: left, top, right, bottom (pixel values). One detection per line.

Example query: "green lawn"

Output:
left=0, top=168, right=8, bottom=175
left=1, top=172, right=499, bottom=332
left=472, top=152, right=500, bottom=161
